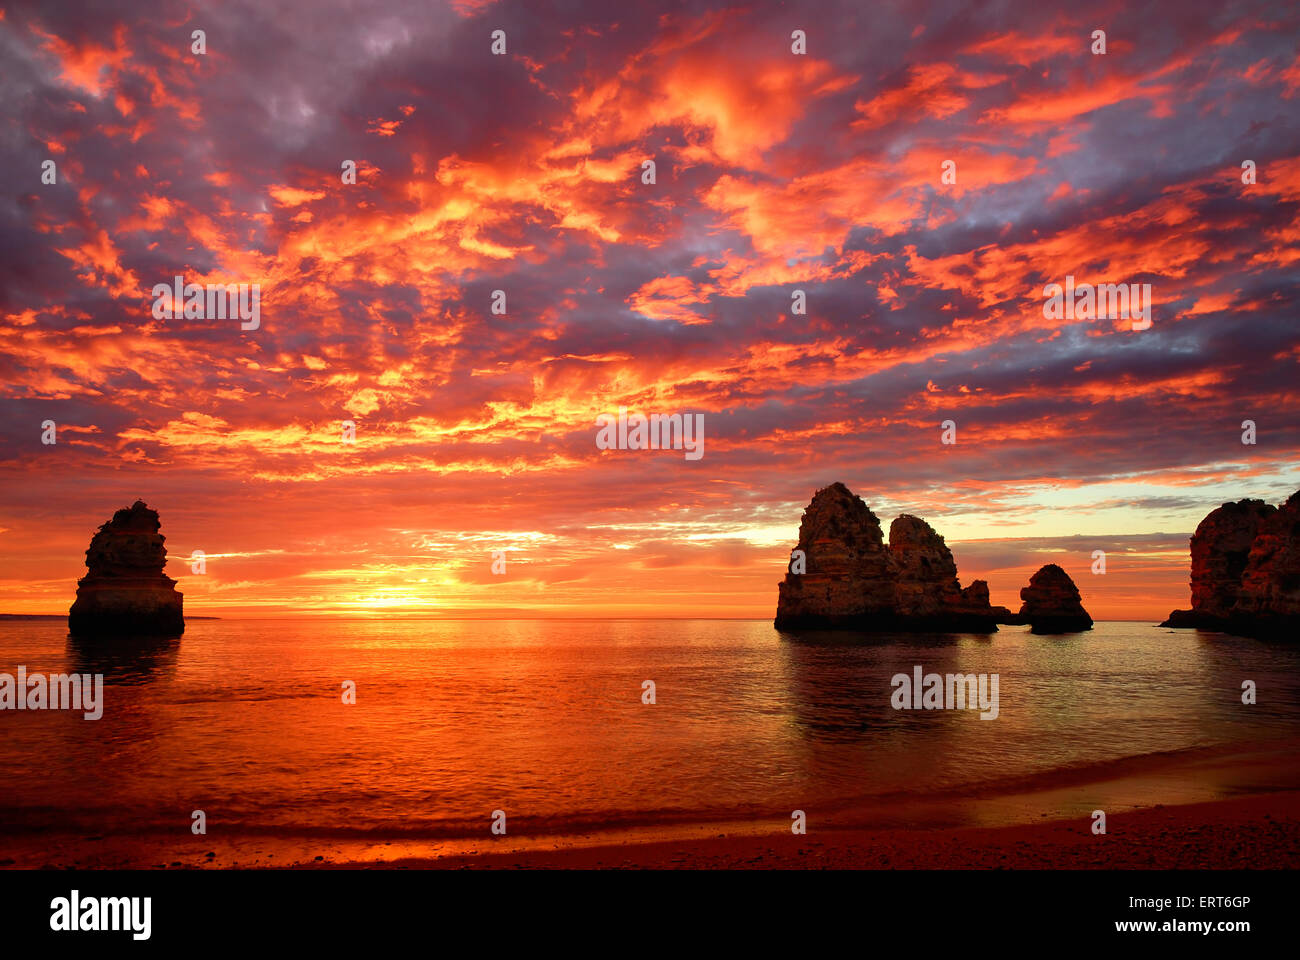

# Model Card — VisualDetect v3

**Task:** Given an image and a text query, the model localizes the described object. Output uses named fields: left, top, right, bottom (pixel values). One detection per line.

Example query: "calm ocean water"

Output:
left=2, top=619, right=1298, bottom=846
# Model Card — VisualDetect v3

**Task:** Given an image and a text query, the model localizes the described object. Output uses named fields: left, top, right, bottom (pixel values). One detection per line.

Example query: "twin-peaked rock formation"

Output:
left=68, top=501, right=185, bottom=639
left=773, top=482, right=998, bottom=630
left=775, top=483, right=1093, bottom=634
left=1162, top=490, right=1300, bottom=638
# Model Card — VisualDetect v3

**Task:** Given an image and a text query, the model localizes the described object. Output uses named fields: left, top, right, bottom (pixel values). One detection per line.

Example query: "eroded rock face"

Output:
left=68, top=501, right=185, bottom=638
left=775, top=483, right=897, bottom=628
left=1017, top=564, right=1093, bottom=634
left=889, top=514, right=962, bottom=616
left=964, top=580, right=1018, bottom=623
left=1232, top=491, right=1300, bottom=629
left=775, top=483, right=998, bottom=631
left=1189, top=500, right=1275, bottom=619
left=1162, top=490, right=1300, bottom=638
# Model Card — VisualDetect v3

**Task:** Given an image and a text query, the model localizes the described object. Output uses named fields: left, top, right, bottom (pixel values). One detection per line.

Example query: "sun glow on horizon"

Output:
left=1, top=3, right=1297, bottom=625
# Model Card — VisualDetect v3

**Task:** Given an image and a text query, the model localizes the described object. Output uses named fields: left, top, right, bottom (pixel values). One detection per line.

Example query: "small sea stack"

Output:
left=1016, top=564, right=1092, bottom=634
left=68, top=501, right=185, bottom=639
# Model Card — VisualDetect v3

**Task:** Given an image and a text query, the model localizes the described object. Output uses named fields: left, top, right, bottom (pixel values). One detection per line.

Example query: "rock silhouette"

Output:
left=1168, top=499, right=1274, bottom=625
left=68, top=501, right=185, bottom=638
left=1164, top=490, right=1300, bottom=638
left=1015, top=564, right=1093, bottom=634
left=962, top=579, right=1016, bottom=623
left=775, top=482, right=999, bottom=631
left=1234, top=491, right=1300, bottom=628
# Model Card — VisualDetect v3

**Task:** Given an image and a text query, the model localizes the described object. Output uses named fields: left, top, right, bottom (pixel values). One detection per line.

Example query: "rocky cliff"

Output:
left=1232, top=491, right=1300, bottom=630
left=1015, top=563, right=1093, bottom=634
left=775, top=483, right=999, bottom=631
left=1165, top=499, right=1275, bottom=626
left=1162, top=490, right=1300, bottom=638
left=68, top=501, right=185, bottom=638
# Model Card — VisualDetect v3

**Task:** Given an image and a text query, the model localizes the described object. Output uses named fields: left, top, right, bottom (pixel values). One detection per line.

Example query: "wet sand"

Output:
left=397, top=791, right=1300, bottom=869
left=4, top=790, right=1297, bottom=871
left=5, top=739, right=1298, bottom=870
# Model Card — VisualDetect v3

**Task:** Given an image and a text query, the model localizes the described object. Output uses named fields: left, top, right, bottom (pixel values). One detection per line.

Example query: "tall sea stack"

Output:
left=68, top=501, right=185, bottom=638
left=1162, top=490, right=1300, bottom=638
left=1163, top=498, right=1274, bottom=628
left=1233, top=491, right=1300, bottom=632
left=774, top=482, right=1000, bottom=631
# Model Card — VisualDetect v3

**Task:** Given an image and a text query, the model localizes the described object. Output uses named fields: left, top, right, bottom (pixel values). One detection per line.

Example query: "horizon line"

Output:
left=0, top=613, right=1166, bottom=623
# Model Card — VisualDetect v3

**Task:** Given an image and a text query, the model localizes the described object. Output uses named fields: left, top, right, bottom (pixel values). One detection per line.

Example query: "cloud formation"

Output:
left=1, top=0, right=1298, bottom=619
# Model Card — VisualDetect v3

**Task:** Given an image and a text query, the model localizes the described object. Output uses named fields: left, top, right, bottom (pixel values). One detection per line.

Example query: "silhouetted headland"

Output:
left=1162, top=489, right=1300, bottom=639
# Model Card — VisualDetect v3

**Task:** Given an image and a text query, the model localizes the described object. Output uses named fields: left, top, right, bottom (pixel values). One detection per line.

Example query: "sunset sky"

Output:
left=1, top=0, right=1298, bottom=620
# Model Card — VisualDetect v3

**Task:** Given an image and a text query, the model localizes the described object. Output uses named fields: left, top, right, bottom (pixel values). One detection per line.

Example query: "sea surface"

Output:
left=2, top=619, right=1299, bottom=857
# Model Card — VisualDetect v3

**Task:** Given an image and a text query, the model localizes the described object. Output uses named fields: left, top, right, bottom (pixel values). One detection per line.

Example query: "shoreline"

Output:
left=2, top=791, right=1296, bottom=870
left=4, top=740, right=1298, bottom=870
left=385, top=790, right=1300, bottom=870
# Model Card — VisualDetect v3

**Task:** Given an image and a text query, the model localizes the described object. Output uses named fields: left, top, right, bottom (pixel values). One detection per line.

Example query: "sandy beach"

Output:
left=399, top=791, right=1300, bottom=870
left=5, top=785, right=1297, bottom=871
